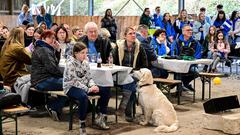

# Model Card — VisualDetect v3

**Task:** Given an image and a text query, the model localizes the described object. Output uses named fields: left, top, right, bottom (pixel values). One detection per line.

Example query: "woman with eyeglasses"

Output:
left=55, top=25, right=73, bottom=60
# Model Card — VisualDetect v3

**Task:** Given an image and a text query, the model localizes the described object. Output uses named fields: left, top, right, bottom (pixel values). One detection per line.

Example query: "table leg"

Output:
left=115, top=73, right=118, bottom=123
left=209, top=78, right=211, bottom=99
left=202, top=77, right=205, bottom=100
left=0, top=111, right=2, bottom=135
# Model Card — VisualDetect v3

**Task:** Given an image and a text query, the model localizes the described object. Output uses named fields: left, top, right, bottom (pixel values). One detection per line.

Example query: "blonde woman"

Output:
left=173, top=9, right=191, bottom=37
left=0, top=27, right=31, bottom=89
left=18, top=4, right=33, bottom=25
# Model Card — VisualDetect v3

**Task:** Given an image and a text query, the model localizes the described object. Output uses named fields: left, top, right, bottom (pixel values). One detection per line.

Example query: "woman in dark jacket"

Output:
left=31, top=30, right=66, bottom=121
left=101, top=9, right=117, bottom=43
left=140, top=8, right=152, bottom=28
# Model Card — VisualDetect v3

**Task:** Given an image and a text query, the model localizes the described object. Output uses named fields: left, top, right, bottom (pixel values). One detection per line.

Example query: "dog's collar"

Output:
left=139, top=84, right=152, bottom=88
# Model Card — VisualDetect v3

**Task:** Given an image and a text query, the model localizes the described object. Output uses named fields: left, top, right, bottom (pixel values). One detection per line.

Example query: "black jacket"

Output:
left=31, top=40, right=63, bottom=86
left=101, top=17, right=117, bottom=42
left=79, top=35, right=112, bottom=63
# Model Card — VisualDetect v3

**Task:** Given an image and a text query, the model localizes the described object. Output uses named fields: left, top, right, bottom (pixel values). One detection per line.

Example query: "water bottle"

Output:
left=108, top=52, right=113, bottom=68
left=97, top=52, right=102, bottom=68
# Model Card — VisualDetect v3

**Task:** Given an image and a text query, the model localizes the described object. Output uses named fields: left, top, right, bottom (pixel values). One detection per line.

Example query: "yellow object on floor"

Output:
left=213, top=77, right=221, bottom=85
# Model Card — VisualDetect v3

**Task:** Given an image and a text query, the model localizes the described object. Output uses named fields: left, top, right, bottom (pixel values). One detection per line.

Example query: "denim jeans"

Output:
left=67, top=86, right=111, bottom=120
left=35, top=77, right=67, bottom=113
left=175, top=65, right=199, bottom=88
left=150, top=67, right=169, bottom=78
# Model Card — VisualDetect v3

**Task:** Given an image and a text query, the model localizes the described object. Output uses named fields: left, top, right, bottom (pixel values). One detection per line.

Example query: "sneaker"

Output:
left=94, top=113, right=110, bottom=130
left=45, top=105, right=60, bottom=121
left=182, top=90, right=194, bottom=95
left=51, top=110, right=60, bottom=121
left=45, top=105, right=52, bottom=117
left=79, top=120, right=87, bottom=135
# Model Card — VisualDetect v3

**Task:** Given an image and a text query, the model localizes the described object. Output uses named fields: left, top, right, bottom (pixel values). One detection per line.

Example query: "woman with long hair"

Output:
left=213, top=10, right=228, bottom=37
left=160, top=13, right=176, bottom=43
left=173, top=9, right=191, bottom=37
left=101, top=9, right=117, bottom=43
left=0, top=27, right=31, bottom=88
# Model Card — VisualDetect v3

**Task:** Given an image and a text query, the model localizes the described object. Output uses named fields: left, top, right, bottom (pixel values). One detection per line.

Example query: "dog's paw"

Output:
left=139, top=121, right=148, bottom=126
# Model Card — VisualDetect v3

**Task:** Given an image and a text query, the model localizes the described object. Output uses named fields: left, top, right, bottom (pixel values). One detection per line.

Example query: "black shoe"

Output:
left=225, top=61, right=231, bottom=67
left=185, top=84, right=195, bottom=91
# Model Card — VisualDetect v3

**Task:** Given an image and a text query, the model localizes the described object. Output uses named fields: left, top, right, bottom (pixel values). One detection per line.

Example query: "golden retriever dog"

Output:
left=133, top=68, right=179, bottom=133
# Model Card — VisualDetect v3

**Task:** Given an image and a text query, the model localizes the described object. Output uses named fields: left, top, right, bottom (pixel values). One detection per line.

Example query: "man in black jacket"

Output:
left=79, top=22, right=112, bottom=63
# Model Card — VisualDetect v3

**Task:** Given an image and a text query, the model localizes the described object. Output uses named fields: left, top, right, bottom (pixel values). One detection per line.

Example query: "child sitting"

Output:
left=210, top=31, right=231, bottom=72
left=63, top=42, right=110, bottom=135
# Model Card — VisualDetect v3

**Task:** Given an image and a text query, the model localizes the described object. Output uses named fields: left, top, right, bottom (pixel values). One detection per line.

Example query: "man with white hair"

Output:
left=79, top=22, right=112, bottom=130
left=80, top=22, right=112, bottom=63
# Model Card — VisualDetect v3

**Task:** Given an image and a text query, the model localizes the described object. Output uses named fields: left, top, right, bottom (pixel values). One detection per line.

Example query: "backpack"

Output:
left=0, top=90, right=22, bottom=109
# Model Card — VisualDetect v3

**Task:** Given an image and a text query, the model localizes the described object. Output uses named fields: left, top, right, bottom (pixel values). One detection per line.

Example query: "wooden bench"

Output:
left=0, top=105, right=29, bottom=135
left=29, top=88, right=100, bottom=130
left=199, top=72, right=227, bottom=100
left=153, top=78, right=182, bottom=105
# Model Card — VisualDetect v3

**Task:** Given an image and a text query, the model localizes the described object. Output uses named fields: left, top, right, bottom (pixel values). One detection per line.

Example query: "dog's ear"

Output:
left=132, top=70, right=141, bottom=82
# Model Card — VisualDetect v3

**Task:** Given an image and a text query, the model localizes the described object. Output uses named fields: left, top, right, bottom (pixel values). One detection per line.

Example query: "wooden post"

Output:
left=9, top=0, right=14, bottom=15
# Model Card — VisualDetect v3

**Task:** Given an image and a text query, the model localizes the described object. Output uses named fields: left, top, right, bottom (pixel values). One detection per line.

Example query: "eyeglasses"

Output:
left=185, top=29, right=193, bottom=32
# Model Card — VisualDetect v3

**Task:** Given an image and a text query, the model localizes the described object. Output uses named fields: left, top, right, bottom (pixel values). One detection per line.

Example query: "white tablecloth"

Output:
left=59, top=62, right=133, bottom=87
left=158, top=58, right=212, bottom=73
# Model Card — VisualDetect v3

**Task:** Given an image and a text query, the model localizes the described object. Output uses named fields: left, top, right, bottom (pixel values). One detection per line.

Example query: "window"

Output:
left=94, top=0, right=178, bottom=16
left=185, top=0, right=240, bottom=17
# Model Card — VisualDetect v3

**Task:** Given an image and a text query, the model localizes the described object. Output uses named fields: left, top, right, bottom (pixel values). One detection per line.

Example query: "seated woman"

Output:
left=31, top=30, right=66, bottom=121
left=150, top=29, right=170, bottom=78
left=24, top=23, right=35, bottom=47
left=0, top=27, right=31, bottom=90
left=112, top=27, right=148, bottom=121
left=63, top=42, right=110, bottom=134
left=210, top=31, right=231, bottom=72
